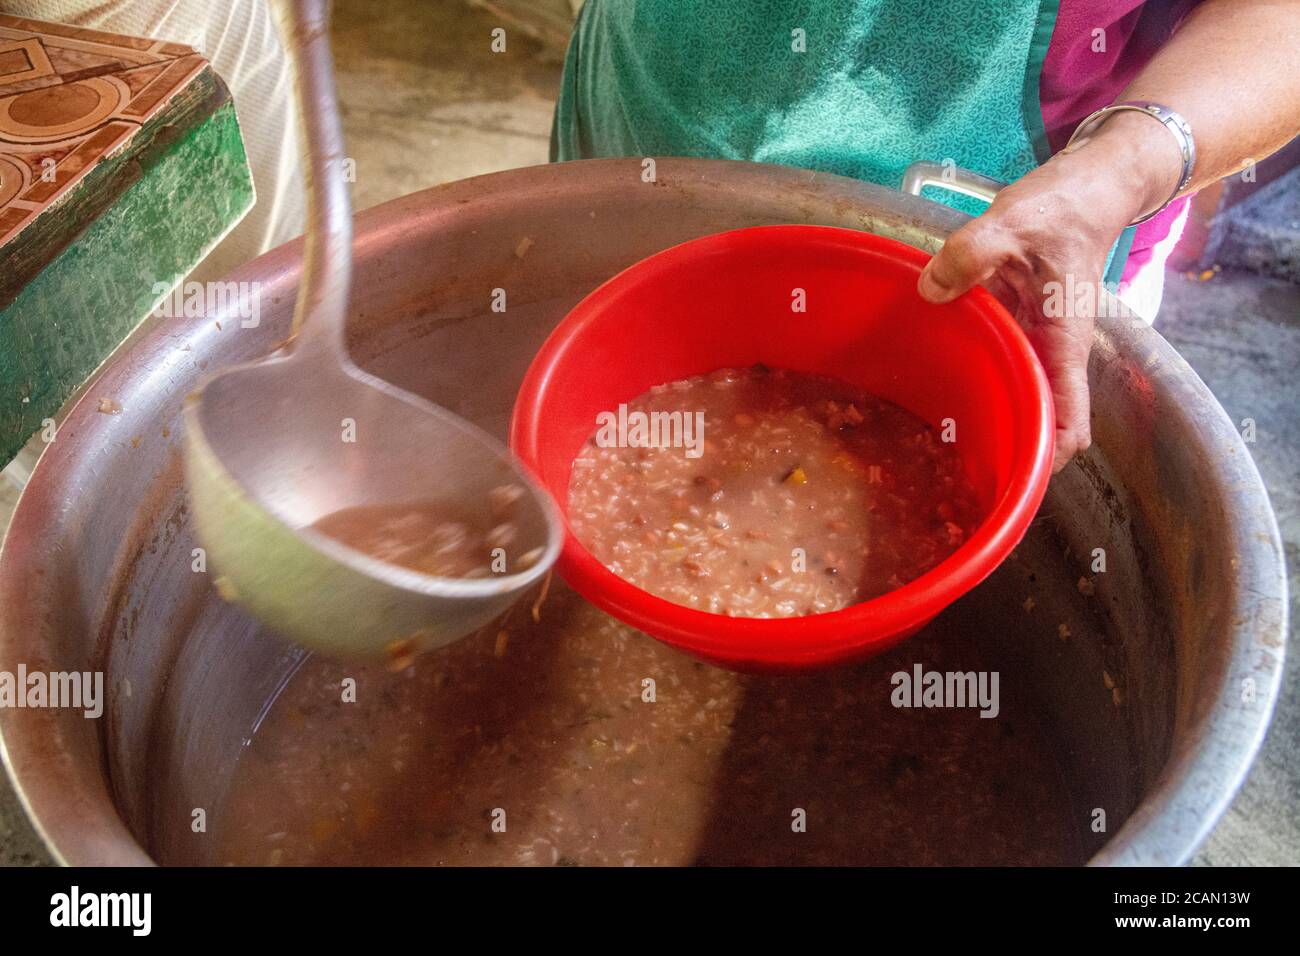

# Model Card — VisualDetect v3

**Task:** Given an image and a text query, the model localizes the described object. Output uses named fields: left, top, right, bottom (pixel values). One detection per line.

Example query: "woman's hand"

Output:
left=915, top=0, right=1300, bottom=472
left=916, top=112, right=1183, bottom=472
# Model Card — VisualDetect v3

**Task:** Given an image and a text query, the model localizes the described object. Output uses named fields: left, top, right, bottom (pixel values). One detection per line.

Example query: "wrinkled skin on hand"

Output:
left=916, top=141, right=1162, bottom=473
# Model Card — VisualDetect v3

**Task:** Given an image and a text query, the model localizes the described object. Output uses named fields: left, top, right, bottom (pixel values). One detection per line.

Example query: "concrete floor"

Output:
left=333, top=0, right=556, bottom=211
left=1, top=0, right=1295, bottom=866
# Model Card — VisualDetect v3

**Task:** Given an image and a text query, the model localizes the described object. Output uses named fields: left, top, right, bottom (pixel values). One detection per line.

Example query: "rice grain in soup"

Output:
left=566, top=366, right=980, bottom=617
left=207, top=581, right=1083, bottom=867
left=308, top=483, right=537, bottom=579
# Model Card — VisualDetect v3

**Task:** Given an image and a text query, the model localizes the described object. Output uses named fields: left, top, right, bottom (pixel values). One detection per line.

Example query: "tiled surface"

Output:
left=0, top=13, right=253, bottom=466
left=0, top=14, right=204, bottom=246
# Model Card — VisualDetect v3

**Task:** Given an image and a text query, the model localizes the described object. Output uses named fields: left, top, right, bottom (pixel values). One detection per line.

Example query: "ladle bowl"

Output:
left=185, top=353, right=561, bottom=660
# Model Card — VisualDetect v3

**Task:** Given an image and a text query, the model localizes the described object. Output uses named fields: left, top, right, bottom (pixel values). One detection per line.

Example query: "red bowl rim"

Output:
left=511, top=225, right=1054, bottom=666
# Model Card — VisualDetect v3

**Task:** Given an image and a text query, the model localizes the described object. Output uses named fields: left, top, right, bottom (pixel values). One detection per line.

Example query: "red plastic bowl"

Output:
left=510, top=225, right=1053, bottom=671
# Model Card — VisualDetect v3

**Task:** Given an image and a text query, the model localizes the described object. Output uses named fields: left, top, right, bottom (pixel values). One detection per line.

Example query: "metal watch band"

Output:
left=1063, top=100, right=1196, bottom=226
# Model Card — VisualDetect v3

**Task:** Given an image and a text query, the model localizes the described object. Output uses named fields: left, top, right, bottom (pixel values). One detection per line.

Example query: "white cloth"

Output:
left=1116, top=204, right=1191, bottom=324
left=1, top=0, right=305, bottom=281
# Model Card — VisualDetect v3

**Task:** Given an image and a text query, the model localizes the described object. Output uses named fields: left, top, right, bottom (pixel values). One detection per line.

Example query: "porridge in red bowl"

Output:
left=567, top=365, right=981, bottom=618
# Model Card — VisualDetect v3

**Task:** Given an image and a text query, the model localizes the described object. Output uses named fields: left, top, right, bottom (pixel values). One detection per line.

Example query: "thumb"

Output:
left=918, top=219, right=1012, bottom=304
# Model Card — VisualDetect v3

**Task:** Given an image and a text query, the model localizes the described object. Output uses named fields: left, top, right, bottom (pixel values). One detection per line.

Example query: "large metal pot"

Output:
left=0, top=159, right=1286, bottom=865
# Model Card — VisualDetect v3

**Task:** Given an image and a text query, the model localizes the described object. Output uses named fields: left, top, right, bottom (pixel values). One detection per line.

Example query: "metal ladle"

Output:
left=182, top=0, right=562, bottom=660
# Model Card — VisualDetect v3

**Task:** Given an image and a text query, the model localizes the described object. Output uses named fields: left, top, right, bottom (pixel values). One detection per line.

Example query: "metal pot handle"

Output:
left=901, top=161, right=1006, bottom=204
left=902, top=159, right=1138, bottom=300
